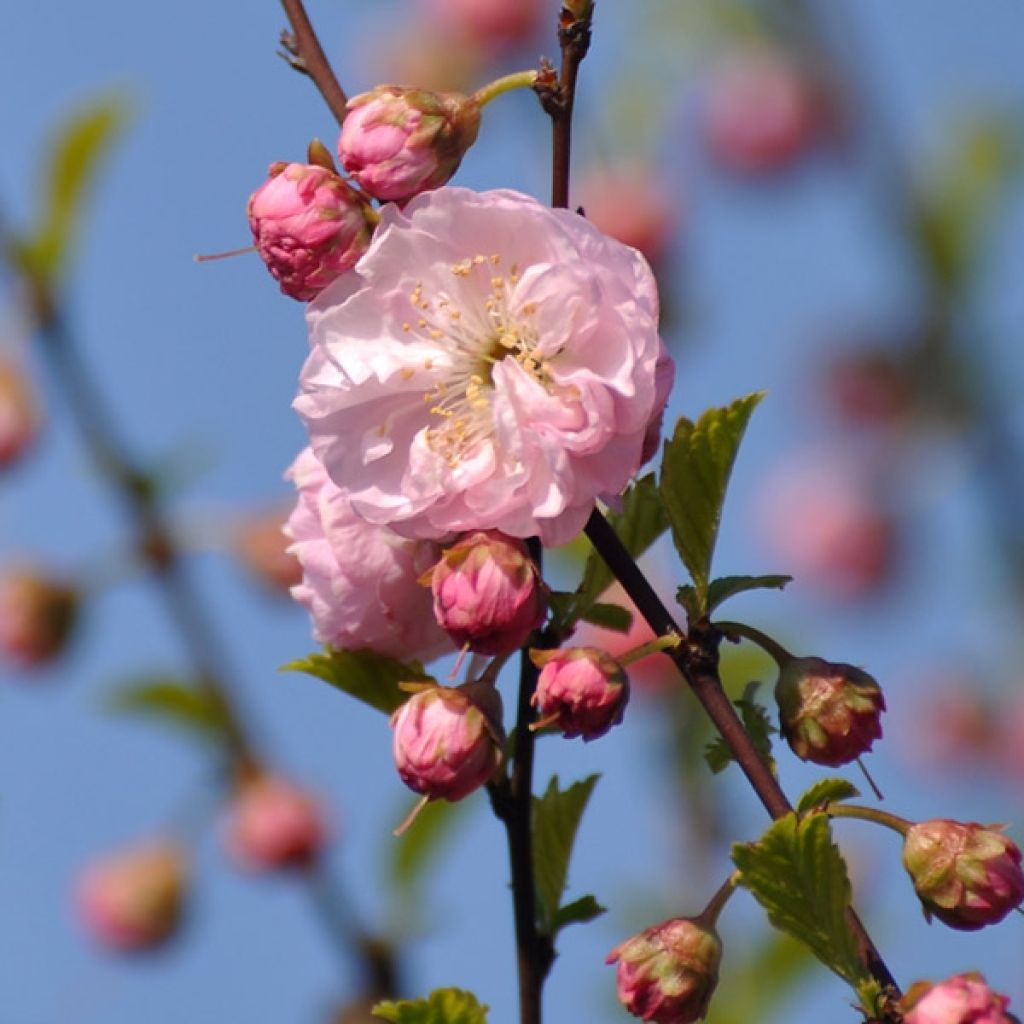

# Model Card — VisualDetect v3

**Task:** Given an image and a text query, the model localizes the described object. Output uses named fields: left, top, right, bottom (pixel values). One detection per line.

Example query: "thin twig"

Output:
left=279, top=0, right=349, bottom=125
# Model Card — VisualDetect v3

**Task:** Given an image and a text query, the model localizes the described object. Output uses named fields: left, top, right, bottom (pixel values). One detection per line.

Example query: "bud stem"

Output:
left=695, top=871, right=740, bottom=928
left=619, top=630, right=683, bottom=667
left=856, top=756, right=885, bottom=801
left=714, top=620, right=794, bottom=668
left=472, top=70, right=541, bottom=108
left=828, top=803, right=911, bottom=836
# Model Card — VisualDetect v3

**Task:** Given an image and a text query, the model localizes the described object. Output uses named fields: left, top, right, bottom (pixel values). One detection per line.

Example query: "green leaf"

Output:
left=391, top=797, right=468, bottom=892
left=283, top=648, right=434, bottom=715
left=576, top=474, right=668, bottom=617
left=551, top=893, right=606, bottom=933
left=706, top=575, right=792, bottom=612
left=795, top=779, right=860, bottom=816
left=18, top=95, right=129, bottom=283
left=660, top=394, right=764, bottom=616
left=579, top=601, right=633, bottom=633
left=704, top=682, right=776, bottom=776
left=532, top=774, right=599, bottom=936
left=731, top=812, right=870, bottom=990
left=106, top=676, right=232, bottom=744
left=373, top=988, right=489, bottom=1023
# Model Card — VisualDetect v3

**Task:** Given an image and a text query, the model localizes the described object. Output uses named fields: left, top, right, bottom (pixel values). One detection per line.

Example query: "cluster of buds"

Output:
left=0, top=567, right=78, bottom=670
left=902, top=973, right=1018, bottom=1024
left=774, top=655, right=885, bottom=766
left=607, top=916, right=722, bottom=1023
left=75, top=841, right=186, bottom=952
left=429, top=530, right=547, bottom=655
left=902, top=819, right=1024, bottom=930
left=391, top=681, right=504, bottom=802
left=531, top=646, right=630, bottom=741
left=247, top=145, right=374, bottom=301
left=222, top=775, right=328, bottom=872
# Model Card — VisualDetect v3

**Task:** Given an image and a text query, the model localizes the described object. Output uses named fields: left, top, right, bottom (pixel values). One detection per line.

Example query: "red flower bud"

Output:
left=390, top=682, right=503, bottom=801
left=0, top=567, right=78, bottom=670
left=607, top=917, right=722, bottom=1023
left=430, top=530, right=546, bottom=655
left=0, top=355, right=38, bottom=469
left=530, top=646, right=629, bottom=741
left=75, top=841, right=185, bottom=952
left=223, top=776, right=329, bottom=871
left=902, top=820, right=1024, bottom=930
left=902, top=972, right=1016, bottom=1024
left=774, top=656, right=884, bottom=766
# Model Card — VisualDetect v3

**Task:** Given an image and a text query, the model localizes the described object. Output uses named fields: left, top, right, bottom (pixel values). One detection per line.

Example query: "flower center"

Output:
left=399, top=253, right=555, bottom=467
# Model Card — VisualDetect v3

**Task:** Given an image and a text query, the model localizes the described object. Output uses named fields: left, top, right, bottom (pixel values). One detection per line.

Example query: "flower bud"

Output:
left=0, top=567, right=78, bottom=670
left=232, top=507, right=302, bottom=595
left=531, top=646, right=629, bottom=741
left=903, top=972, right=1016, bottom=1024
left=339, top=86, right=481, bottom=203
left=607, top=917, right=722, bottom=1023
left=425, top=0, right=544, bottom=52
left=223, top=775, right=328, bottom=871
left=774, top=656, right=884, bottom=766
left=0, top=355, right=38, bottom=469
left=902, top=819, right=1024, bottom=930
left=430, top=530, right=546, bottom=655
left=391, top=682, right=503, bottom=801
left=75, top=841, right=185, bottom=952
left=247, top=161, right=373, bottom=301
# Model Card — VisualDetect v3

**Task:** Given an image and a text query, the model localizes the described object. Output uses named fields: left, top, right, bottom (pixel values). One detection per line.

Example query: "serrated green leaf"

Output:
left=660, top=394, right=764, bottom=616
left=576, top=474, right=668, bottom=617
left=106, top=676, right=232, bottom=744
left=703, top=682, right=776, bottom=776
left=706, top=575, right=792, bottom=612
left=579, top=601, right=633, bottom=633
left=532, top=774, right=599, bottom=936
left=391, top=797, right=468, bottom=892
left=552, top=894, right=606, bottom=934
left=373, top=987, right=489, bottom=1023
left=795, top=779, right=860, bottom=816
left=17, top=96, right=129, bottom=283
left=283, top=648, right=434, bottom=715
left=731, top=812, right=869, bottom=989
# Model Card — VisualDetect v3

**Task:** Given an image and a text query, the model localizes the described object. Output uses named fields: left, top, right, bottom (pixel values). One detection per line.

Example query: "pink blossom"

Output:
left=0, top=567, right=78, bottom=670
left=607, top=917, right=722, bottom=1023
left=431, top=530, right=547, bottom=653
left=223, top=776, right=328, bottom=871
left=0, top=355, right=38, bottom=468
left=285, top=447, right=452, bottom=662
left=248, top=161, right=373, bottom=301
left=75, top=841, right=185, bottom=952
left=531, top=646, right=629, bottom=741
left=904, top=973, right=1015, bottom=1024
left=391, top=682, right=503, bottom=801
left=902, top=820, right=1024, bottom=930
left=424, top=0, right=544, bottom=52
left=296, top=188, right=670, bottom=546
left=339, top=86, right=481, bottom=203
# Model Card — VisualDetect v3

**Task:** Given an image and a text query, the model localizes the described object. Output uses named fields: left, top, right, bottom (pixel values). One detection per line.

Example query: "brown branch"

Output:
left=280, top=0, right=349, bottom=126
left=549, top=3, right=593, bottom=208
left=583, top=508, right=902, bottom=1012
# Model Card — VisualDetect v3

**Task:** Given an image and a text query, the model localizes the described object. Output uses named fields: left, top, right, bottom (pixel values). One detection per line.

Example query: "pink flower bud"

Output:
left=232, top=507, right=302, bottom=595
left=903, top=973, right=1016, bottom=1024
left=75, top=841, right=185, bottom=952
left=531, top=646, right=629, bottom=741
left=703, top=47, right=831, bottom=176
left=0, top=355, right=38, bottom=469
left=248, top=161, right=373, bottom=301
left=430, top=530, right=546, bottom=654
left=223, top=775, right=328, bottom=871
left=902, top=820, right=1024, bottom=930
left=774, top=656, right=884, bottom=766
left=390, top=682, right=503, bottom=801
left=424, top=0, right=544, bottom=53
left=339, top=86, right=481, bottom=203
left=0, top=567, right=78, bottom=670
left=607, top=917, right=722, bottom=1023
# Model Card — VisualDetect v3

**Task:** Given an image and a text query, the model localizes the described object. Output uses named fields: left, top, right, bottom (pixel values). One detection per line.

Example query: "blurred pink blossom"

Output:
left=296, top=187, right=670, bottom=546
left=0, top=354, right=38, bottom=468
left=232, top=507, right=303, bottom=595
left=424, top=0, right=544, bottom=53
left=0, top=567, right=78, bottom=670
